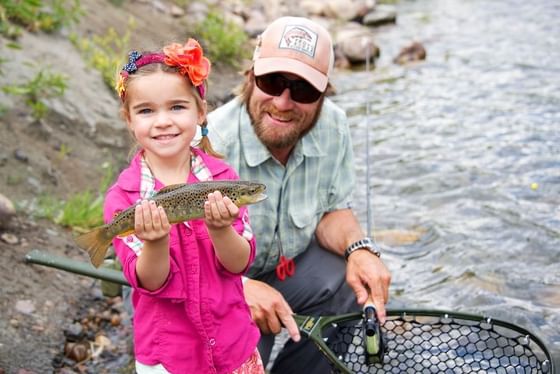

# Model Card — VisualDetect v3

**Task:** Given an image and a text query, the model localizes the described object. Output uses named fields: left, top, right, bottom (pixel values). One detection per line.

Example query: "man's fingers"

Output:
left=280, top=312, right=301, bottom=342
left=372, top=298, right=386, bottom=324
left=366, top=281, right=387, bottom=324
left=348, top=279, right=369, bottom=305
left=274, top=298, right=300, bottom=342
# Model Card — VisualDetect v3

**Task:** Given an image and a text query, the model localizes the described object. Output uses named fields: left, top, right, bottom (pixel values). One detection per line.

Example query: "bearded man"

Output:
left=207, top=16, right=391, bottom=374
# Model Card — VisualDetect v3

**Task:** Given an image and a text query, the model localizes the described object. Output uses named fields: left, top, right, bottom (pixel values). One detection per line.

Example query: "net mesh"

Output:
left=325, top=313, right=552, bottom=374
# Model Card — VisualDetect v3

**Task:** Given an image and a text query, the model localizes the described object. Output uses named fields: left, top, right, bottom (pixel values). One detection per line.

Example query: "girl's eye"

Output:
left=171, top=104, right=186, bottom=111
left=137, top=108, right=152, bottom=115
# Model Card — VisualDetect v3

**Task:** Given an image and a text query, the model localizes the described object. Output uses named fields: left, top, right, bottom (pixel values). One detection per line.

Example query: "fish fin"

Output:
left=74, top=226, right=113, bottom=268
left=156, top=183, right=187, bottom=195
left=116, top=229, right=134, bottom=238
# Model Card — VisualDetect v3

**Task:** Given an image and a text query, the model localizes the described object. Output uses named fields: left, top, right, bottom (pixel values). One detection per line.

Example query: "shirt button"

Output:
left=209, top=338, right=216, bottom=346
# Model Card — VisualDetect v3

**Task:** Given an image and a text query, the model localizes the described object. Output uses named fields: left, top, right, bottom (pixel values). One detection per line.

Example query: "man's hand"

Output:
left=346, top=250, right=391, bottom=323
left=243, top=278, right=301, bottom=342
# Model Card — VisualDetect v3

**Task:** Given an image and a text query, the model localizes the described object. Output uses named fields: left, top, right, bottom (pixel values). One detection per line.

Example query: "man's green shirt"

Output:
left=207, top=97, right=355, bottom=277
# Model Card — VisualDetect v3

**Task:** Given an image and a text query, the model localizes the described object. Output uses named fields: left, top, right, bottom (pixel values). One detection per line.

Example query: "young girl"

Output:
left=105, top=38, right=264, bottom=373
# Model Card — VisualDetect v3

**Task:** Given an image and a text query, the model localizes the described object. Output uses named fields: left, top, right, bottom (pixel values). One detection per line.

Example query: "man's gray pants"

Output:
left=253, top=240, right=360, bottom=374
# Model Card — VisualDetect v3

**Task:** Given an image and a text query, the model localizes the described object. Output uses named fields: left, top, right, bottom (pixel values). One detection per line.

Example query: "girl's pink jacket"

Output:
left=104, top=149, right=260, bottom=373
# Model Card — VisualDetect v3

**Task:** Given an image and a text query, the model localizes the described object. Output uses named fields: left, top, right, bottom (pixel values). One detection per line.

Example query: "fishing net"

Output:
left=308, top=310, right=553, bottom=374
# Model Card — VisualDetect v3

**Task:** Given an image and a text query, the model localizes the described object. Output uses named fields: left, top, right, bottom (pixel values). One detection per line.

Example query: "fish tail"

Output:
left=74, top=226, right=113, bottom=268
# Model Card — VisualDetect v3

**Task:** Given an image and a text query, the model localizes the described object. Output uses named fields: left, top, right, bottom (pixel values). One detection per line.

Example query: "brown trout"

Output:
left=75, top=180, right=267, bottom=268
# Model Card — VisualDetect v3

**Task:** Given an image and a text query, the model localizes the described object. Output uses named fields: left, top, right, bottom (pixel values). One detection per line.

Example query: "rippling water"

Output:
left=331, top=0, right=560, bottom=365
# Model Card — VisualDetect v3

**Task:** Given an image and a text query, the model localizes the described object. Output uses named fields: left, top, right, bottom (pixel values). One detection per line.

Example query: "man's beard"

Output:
left=247, top=95, right=323, bottom=151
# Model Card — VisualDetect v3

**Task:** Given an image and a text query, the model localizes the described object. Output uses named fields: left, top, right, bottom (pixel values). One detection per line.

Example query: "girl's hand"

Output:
left=134, top=200, right=171, bottom=243
left=204, top=190, right=239, bottom=230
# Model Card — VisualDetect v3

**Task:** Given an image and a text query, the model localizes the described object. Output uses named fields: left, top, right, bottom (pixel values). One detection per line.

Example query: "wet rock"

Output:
left=324, top=0, right=375, bottom=22
left=334, top=23, right=380, bottom=64
left=393, top=41, right=427, bottom=65
left=363, top=4, right=397, bottom=26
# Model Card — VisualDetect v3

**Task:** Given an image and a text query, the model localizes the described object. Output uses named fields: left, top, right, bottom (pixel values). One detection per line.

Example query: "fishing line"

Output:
left=363, top=38, right=374, bottom=237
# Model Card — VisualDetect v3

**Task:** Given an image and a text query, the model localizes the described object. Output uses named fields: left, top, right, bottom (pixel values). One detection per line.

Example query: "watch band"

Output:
left=344, top=237, right=381, bottom=261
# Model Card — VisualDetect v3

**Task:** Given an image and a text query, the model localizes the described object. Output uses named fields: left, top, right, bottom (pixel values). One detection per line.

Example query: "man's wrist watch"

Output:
left=344, top=237, right=381, bottom=261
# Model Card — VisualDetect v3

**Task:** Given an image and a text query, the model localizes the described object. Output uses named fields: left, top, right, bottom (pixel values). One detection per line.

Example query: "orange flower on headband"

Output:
left=163, top=38, right=211, bottom=87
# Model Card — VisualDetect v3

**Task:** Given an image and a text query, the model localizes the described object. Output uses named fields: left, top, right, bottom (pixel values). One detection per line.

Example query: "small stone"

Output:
left=1, top=232, right=19, bottom=245
left=110, top=314, right=121, bottom=326
left=13, top=149, right=29, bottom=162
left=0, top=193, right=16, bottom=228
left=15, top=299, right=35, bottom=315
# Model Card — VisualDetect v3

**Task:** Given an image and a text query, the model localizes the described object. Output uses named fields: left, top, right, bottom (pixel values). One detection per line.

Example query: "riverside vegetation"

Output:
left=0, top=0, right=254, bottom=372
left=0, top=0, right=405, bottom=371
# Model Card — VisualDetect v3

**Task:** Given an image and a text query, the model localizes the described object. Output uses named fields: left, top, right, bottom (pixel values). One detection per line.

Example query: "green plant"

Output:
left=55, top=190, right=104, bottom=228
left=35, top=194, right=64, bottom=221
left=70, top=17, right=135, bottom=92
left=0, top=4, right=22, bottom=38
left=2, top=67, right=68, bottom=119
left=57, top=143, right=72, bottom=159
left=6, top=174, right=22, bottom=185
left=34, top=161, right=115, bottom=230
left=195, top=11, right=250, bottom=67
left=0, top=0, right=82, bottom=34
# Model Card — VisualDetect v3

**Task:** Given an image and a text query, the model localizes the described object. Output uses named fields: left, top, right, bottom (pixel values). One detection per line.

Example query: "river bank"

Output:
left=0, top=0, right=408, bottom=372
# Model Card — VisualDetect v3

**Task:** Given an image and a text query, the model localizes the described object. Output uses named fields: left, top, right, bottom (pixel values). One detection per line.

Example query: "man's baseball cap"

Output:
left=253, top=16, right=334, bottom=92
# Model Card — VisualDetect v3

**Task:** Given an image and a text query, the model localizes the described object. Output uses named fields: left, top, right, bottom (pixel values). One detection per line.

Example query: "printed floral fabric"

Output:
left=230, top=349, right=265, bottom=374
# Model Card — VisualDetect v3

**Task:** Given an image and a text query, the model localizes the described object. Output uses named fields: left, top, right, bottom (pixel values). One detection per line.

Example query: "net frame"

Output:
left=294, top=309, right=554, bottom=374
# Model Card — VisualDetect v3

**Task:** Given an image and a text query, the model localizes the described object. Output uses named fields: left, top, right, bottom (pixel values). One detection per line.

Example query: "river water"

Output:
left=331, top=0, right=560, bottom=366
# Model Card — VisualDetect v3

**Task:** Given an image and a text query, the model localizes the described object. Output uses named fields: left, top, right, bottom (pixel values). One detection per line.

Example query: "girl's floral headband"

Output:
left=116, top=38, right=210, bottom=101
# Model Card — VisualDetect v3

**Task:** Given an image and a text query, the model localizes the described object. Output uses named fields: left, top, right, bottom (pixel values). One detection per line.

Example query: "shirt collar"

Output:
left=116, top=148, right=226, bottom=192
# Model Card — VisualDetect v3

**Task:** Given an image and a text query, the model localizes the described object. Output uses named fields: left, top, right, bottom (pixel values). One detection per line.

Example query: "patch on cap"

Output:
left=278, top=25, right=318, bottom=58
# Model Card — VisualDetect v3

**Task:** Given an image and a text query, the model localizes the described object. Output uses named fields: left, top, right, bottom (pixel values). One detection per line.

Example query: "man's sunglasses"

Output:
left=255, top=73, right=323, bottom=104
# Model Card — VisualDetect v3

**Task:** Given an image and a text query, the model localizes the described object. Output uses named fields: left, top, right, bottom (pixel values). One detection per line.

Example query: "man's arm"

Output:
left=315, top=208, right=363, bottom=256
left=315, top=208, right=391, bottom=323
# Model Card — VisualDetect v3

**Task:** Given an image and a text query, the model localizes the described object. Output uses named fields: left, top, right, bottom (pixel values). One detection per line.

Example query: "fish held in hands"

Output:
left=75, top=180, right=267, bottom=268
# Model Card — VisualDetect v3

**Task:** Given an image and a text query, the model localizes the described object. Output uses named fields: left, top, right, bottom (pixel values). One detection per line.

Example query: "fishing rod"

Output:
left=360, top=37, right=385, bottom=365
